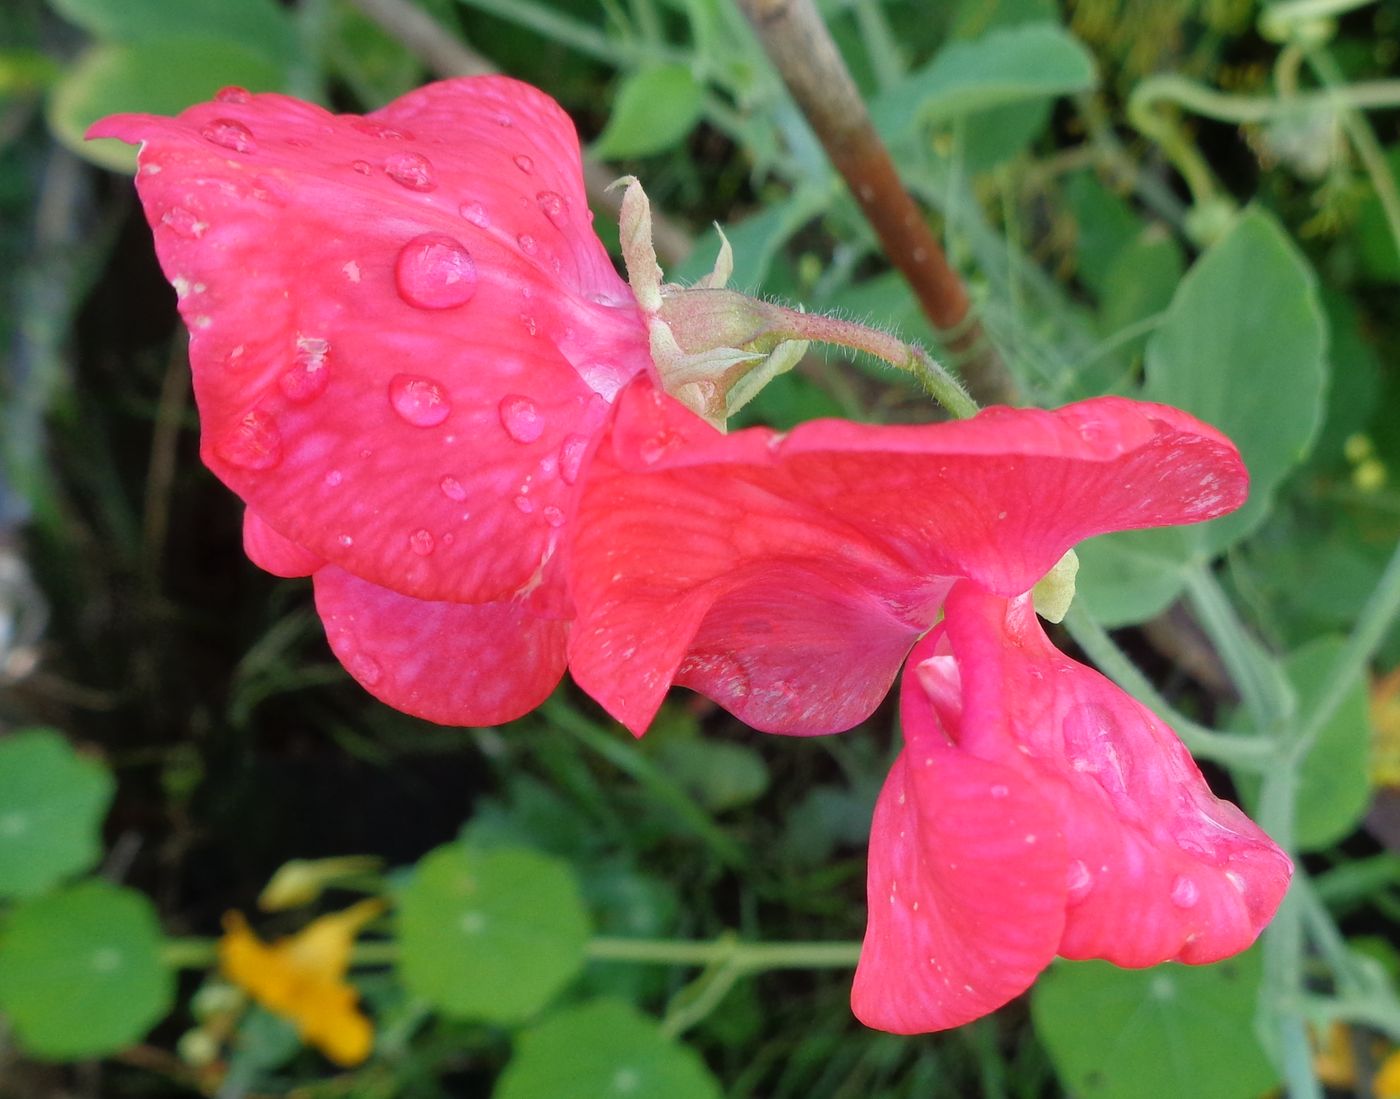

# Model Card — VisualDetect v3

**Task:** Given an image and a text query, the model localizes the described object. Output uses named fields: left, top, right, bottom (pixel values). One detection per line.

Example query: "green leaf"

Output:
left=1075, top=527, right=1194, bottom=628
left=48, top=0, right=297, bottom=66
left=51, top=39, right=288, bottom=173
left=593, top=65, right=705, bottom=160
left=496, top=999, right=723, bottom=1099
left=0, top=881, right=173, bottom=1059
left=872, top=23, right=1097, bottom=138
left=0, top=728, right=114, bottom=898
left=653, top=738, right=770, bottom=813
left=1032, top=949, right=1279, bottom=1099
left=397, top=844, right=590, bottom=1023
left=1261, top=637, right=1373, bottom=850
left=1065, top=171, right=1144, bottom=297
left=1143, top=208, right=1327, bottom=554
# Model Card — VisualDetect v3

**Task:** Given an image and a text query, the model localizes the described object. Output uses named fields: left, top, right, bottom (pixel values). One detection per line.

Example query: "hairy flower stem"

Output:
left=762, top=305, right=980, bottom=419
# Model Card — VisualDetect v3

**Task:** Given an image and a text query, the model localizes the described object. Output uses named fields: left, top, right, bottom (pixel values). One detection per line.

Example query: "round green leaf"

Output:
left=655, top=739, right=769, bottom=814
left=496, top=999, right=722, bottom=1099
left=0, top=728, right=114, bottom=898
left=397, top=845, right=590, bottom=1022
left=50, top=39, right=287, bottom=173
left=592, top=65, right=705, bottom=160
left=48, top=0, right=298, bottom=65
left=1031, top=949, right=1279, bottom=1099
left=1143, top=208, right=1327, bottom=554
left=0, top=881, right=174, bottom=1059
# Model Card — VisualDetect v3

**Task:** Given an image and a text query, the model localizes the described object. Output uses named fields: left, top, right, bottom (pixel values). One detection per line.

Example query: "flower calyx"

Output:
left=616, top=176, right=807, bottom=429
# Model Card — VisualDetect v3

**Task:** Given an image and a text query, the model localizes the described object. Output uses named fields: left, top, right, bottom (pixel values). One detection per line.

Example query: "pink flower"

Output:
left=88, top=78, right=654, bottom=724
left=851, top=582, right=1292, bottom=1032
left=570, top=379, right=1249, bottom=735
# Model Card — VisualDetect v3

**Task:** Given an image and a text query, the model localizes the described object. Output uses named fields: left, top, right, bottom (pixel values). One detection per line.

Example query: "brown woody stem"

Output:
left=735, top=0, right=1017, bottom=406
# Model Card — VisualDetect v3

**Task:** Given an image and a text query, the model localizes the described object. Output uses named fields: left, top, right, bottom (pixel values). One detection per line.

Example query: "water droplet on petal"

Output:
left=513, top=153, right=534, bottom=174
left=279, top=336, right=331, bottom=401
left=352, top=119, right=410, bottom=140
left=543, top=506, right=565, bottom=527
left=639, top=429, right=681, bottom=465
left=1066, top=859, right=1094, bottom=903
left=325, top=470, right=343, bottom=487
left=161, top=205, right=206, bottom=239
left=536, top=190, right=569, bottom=227
left=351, top=159, right=372, bottom=175
left=989, top=784, right=1009, bottom=799
left=520, top=314, right=537, bottom=336
left=215, top=86, right=251, bottom=104
left=384, top=151, right=436, bottom=191
left=517, top=233, right=538, bottom=255
left=409, top=528, right=435, bottom=556
left=492, top=111, right=513, bottom=127
left=514, top=495, right=535, bottom=513
left=440, top=476, right=468, bottom=501
left=394, top=233, right=477, bottom=310
left=459, top=201, right=489, bottom=227
left=337, top=533, right=354, bottom=547
left=388, top=374, right=451, bottom=427
left=1169, top=875, right=1199, bottom=908
left=499, top=395, right=545, bottom=443
left=558, top=435, right=588, bottom=485
left=215, top=410, right=281, bottom=469
left=200, top=118, right=256, bottom=153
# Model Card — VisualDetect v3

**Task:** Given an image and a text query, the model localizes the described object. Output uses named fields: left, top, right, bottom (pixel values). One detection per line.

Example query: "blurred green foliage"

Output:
left=4, top=0, right=1400, bottom=1095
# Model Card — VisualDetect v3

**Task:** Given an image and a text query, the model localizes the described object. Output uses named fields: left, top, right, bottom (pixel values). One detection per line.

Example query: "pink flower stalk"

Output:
left=570, top=379, right=1249, bottom=736
left=852, top=583, right=1292, bottom=1032
left=89, top=78, right=655, bottom=724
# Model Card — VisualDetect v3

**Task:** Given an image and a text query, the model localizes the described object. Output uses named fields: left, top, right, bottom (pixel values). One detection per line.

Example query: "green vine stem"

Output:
left=1061, top=604, right=1276, bottom=771
left=162, top=935, right=861, bottom=972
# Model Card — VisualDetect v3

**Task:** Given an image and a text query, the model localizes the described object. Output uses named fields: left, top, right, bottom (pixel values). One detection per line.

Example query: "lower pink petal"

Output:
left=937, top=583, right=1292, bottom=967
left=313, top=565, right=567, bottom=726
left=853, top=733, right=1068, bottom=1033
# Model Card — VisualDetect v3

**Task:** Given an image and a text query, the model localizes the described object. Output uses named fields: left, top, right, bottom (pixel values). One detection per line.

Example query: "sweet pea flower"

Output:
left=852, top=583, right=1292, bottom=1032
left=569, top=379, right=1250, bottom=736
left=88, top=78, right=656, bottom=725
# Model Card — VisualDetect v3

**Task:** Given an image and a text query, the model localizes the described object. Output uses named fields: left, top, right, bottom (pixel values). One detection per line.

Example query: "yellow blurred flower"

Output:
left=218, top=898, right=385, bottom=1066
left=1378, top=1048, right=1400, bottom=1099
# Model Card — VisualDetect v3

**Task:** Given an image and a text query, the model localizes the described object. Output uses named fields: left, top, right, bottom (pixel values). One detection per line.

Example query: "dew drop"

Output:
left=1065, top=859, right=1094, bottom=903
left=215, top=410, right=281, bottom=470
left=388, top=374, right=452, bottom=427
left=351, top=159, right=372, bottom=175
left=989, top=784, right=1009, bottom=799
left=514, top=495, right=535, bottom=514
left=200, top=118, right=256, bottom=153
left=543, top=506, right=565, bottom=527
left=558, top=435, right=588, bottom=485
left=325, top=470, right=343, bottom=487
left=278, top=336, right=331, bottom=402
left=409, top=528, right=435, bottom=556
left=1169, top=875, right=1199, bottom=909
left=492, top=111, right=513, bottom=127
left=513, top=153, right=534, bottom=174
left=498, top=395, right=545, bottom=443
left=337, top=533, right=354, bottom=547
left=352, top=119, right=410, bottom=140
left=439, top=475, right=468, bottom=501
left=384, top=151, right=436, bottom=191
left=639, top=429, right=681, bottom=465
left=520, top=314, right=537, bottom=336
left=517, top=233, right=539, bottom=255
left=215, top=86, right=251, bottom=104
left=394, top=233, right=477, bottom=310
left=536, top=190, right=569, bottom=227
left=459, top=201, right=489, bottom=227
